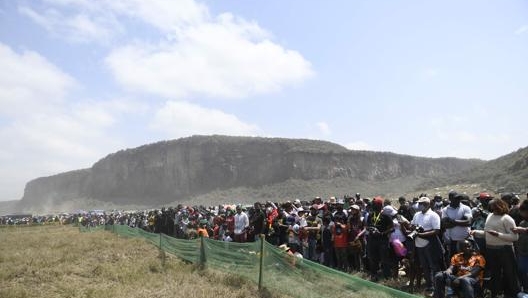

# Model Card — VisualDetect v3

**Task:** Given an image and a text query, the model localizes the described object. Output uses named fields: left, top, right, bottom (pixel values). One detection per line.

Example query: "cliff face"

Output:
left=19, top=135, right=484, bottom=208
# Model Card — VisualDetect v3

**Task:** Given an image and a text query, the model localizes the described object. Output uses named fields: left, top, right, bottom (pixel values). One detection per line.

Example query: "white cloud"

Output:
left=18, top=5, right=121, bottom=44
left=105, top=13, right=313, bottom=99
left=20, top=0, right=313, bottom=99
left=150, top=101, right=259, bottom=138
left=0, top=43, right=76, bottom=116
left=515, top=25, right=528, bottom=35
left=345, top=141, right=372, bottom=151
left=316, top=121, right=331, bottom=135
left=105, top=0, right=209, bottom=30
left=0, top=43, right=140, bottom=200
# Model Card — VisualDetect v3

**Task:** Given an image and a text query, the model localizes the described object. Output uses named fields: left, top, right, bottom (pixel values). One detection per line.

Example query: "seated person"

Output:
left=433, top=239, right=485, bottom=298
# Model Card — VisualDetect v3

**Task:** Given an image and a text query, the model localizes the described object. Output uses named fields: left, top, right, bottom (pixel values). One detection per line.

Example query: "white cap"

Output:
left=418, top=197, right=431, bottom=204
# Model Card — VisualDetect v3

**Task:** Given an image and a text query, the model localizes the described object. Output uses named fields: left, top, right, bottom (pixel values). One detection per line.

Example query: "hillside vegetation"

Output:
left=455, top=146, right=528, bottom=192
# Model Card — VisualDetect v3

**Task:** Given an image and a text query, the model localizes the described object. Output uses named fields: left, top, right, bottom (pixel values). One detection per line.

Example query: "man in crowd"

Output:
left=365, top=196, right=394, bottom=281
left=249, top=202, right=266, bottom=241
left=433, top=239, right=485, bottom=298
left=441, top=192, right=472, bottom=259
left=411, top=196, right=443, bottom=295
left=304, top=204, right=322, bottom=261
left=398, top=196, right=415, bottom=222
left=234, top=205, right=249, bottom=242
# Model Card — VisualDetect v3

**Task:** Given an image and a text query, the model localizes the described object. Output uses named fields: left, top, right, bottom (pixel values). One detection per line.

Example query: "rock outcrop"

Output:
left=19, top=135, right=484, bottom=209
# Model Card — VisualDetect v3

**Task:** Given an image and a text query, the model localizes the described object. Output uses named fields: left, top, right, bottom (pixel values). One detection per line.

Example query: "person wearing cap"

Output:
left=383, top=205, right=409, bottom=277
left=297, top=207, right=310, bottom=253
left=327, top=196, right=337, bottom=213
left=348, top=204, right=364, bottom=272
left=365, top=196, right=394, bottom=281
left=333, top=198, right=348, bottom=222
left=471, top=198, right=520, bottom=298
left=410, top=196, right=443, bottom=294
left=441, top=192, right=473, bottom=259
left=293, top=199, right=302, bottom=210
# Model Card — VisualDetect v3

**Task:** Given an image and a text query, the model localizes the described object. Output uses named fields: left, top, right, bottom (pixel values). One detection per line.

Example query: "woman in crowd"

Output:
left=347, top=204, right=364, bottom=272
left=472, top=198, right=520, bottom=298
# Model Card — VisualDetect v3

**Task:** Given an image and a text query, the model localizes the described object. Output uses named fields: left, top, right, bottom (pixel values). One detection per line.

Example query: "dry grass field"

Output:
left=0, top=225, right=288, bottom=298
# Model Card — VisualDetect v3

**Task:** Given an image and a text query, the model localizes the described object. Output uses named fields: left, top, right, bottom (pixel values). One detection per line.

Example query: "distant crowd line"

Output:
left=3, top=190, right=528, bottom=298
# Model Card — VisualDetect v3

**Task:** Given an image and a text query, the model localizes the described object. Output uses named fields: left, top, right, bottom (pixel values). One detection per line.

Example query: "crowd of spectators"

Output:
left=3, top=190, right=528, bottom=298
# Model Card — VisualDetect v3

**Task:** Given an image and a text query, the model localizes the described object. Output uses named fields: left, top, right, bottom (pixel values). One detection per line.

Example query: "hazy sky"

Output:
left=0, top=0, right=527, bottom=201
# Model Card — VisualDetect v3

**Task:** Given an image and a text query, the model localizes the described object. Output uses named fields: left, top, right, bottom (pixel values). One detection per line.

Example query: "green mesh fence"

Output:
left=83, top=225, right=420, bottom=298
left=78, top=225, right=106, bottom=233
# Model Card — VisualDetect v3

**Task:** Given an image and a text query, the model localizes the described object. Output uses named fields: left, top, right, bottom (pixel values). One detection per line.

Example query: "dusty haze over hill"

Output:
left=12, top=135, right=489, bottom=213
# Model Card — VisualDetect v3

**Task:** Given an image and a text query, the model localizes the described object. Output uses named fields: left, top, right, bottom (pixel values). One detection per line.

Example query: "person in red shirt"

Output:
left=224, top=207, right=235, bottom=236
left=333, top=215, right=349, bottom=272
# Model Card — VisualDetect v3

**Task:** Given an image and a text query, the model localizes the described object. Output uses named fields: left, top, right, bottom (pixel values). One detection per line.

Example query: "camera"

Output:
left=407, top=225, right=424, bottom=240
left=366, top=226, right=380, bottom=235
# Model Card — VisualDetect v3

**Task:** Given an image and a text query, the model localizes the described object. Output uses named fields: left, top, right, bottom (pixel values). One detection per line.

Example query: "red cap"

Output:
left=479, top=192, right=491, bottom=199
left=372, top=196, right=384, bottom=206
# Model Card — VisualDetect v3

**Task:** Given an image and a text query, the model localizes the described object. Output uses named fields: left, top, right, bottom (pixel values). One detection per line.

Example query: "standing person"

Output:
left=365, top=196, right=394, bottom=281
left=304, top=204, right=322, bottom=262
left=398, top=196, right=415, bottom=223
left=472, top=198, right=520, bottom=298
left=441, top=192, right=473, bottom=259
left=512, top=199, right=528, bottom=293
left=224, top=207, right=235, bottom=236
left=384, top=205, right=409, bottom=278
left=411, top=197, right=443, bottom=295
left=249, top=202, right=266, bottom=242
left=321, top=216, right=335, bottom=268
left=234, top=205, right=249, bottom=243
left=333, top=214, right=349, bottom=272
left=348, top=204, right=364, bottom=272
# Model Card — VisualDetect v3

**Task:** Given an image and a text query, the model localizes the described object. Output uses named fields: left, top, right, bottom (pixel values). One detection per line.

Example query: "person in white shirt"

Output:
left=471, top=198, right=520, bottom=298
left=410, top=197, right=443, bottom=294
left=441, top=192, right=472, bottom=259
left=233, top=205, right=249, bottom=243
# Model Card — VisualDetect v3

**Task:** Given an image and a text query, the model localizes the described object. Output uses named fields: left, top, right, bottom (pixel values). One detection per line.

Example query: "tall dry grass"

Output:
left=0, top=225, right=287, bottom=298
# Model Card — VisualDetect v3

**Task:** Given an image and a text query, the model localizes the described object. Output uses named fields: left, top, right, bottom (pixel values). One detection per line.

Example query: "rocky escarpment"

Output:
left=19, top=135, right=484, bottom=209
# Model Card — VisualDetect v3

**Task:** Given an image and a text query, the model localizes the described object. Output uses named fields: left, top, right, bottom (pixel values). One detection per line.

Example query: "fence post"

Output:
left=199, top=236, right=206, bottom=270
left=159, top=233, right=166, bottom=269
left=258, top=234, right=265, bottom=291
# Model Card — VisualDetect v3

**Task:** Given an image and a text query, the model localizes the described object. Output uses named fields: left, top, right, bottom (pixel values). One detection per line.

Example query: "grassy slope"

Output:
left=0, top=225, right=286, bottom=298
